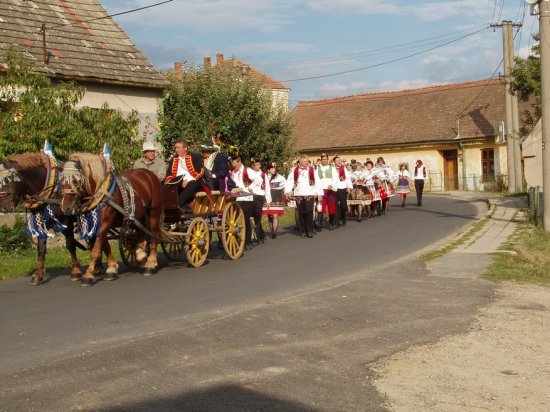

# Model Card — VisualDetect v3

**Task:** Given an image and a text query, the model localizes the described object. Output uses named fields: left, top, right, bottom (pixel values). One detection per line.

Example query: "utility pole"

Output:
left=539, top=0, right=550, bottom=230
left=491, top=21, right=523, bottom=193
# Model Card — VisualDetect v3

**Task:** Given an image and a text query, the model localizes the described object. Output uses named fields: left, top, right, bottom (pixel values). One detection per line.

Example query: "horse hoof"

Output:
left=80, top=277, right=95, bottom=287
left=104, top=273, right=118, bottom=281
left=30, top=276, right=42, bottom=286
left=143, top=268, right=156, bottom=277
left=70, top=274, right=82, bottom=282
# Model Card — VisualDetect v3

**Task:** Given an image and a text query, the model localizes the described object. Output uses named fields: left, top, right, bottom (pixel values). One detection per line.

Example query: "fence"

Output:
left=527, top=186, right=544, bottom=225
left=425, top=172, right=509, bottom=193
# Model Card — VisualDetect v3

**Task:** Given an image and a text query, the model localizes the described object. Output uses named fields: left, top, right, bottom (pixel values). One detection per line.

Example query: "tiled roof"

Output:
left=216, top=55, right=289, bottom=90
left=0, top=0, right=167, bottom=89
left=292, top=79, right=527, bottom=151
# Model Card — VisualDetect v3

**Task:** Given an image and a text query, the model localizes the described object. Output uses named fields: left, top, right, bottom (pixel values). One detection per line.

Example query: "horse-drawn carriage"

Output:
left=117, top=186, right=246, bottom=270
left=0, top=146, right=248, bottom=286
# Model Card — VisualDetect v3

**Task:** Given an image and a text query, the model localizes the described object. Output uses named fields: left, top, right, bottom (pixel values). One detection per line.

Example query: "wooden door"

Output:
left=442, top=150, right=458, bottom=191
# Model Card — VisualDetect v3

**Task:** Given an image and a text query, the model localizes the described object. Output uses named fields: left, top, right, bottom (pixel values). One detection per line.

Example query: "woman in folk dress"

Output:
left=349, top=161, right=370, bottom=222
left=262, top=162, right=287, bottom=238
left=395, top=162, right=411, bottom=207
left=363, top=160, right=381, bottom=218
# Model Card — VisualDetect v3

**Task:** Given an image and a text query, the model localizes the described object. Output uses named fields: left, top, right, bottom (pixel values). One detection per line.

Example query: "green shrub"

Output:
left=0, top=215, right=32, bottom=252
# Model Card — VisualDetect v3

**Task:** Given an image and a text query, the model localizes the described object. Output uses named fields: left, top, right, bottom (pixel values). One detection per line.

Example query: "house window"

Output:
left=481, top=148, right=494, bottom=181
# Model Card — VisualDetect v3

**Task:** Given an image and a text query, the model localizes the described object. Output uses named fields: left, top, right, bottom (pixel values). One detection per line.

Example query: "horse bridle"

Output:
left=0, top=167, right=22, bottom=197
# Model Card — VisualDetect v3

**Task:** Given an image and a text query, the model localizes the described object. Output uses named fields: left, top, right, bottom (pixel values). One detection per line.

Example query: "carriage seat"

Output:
left=195, top=190, right=221, bottom=197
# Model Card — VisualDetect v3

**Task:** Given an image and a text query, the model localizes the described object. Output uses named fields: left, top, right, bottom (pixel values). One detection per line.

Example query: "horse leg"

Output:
left=81, top=234, right=106, bottom=287
left=63, top=222, right=82, bottom=281
left=102, top=240, right=119, bottom=281
left=135, top=236, right=148, bottom=265
left=143, top=213, right=161, bottom=276
left=30, top=238, right=48, bottom=286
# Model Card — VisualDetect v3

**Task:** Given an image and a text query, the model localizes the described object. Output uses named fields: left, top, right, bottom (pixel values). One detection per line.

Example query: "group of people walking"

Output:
left=133, top=137, right=428, bottom=249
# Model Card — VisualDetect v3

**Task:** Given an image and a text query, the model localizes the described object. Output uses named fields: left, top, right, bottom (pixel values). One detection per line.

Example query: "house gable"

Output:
left=291, top=79, right=531, bottom=152
left=0, top=0, right=167, bottom=89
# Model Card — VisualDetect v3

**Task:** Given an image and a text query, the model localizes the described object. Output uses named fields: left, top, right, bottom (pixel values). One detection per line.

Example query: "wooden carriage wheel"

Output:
left=161, top=234, right=186, bottom=262
left=119, top=226, right=141, bottom=269
left=220, top=202, right=246, bottom=260
left=185, top=217, right=210, bottom=267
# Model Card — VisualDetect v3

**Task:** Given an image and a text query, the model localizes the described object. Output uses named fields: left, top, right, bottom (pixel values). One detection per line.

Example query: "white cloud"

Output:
left=377, top=79, right=436, bottom=91
left=105, top=0, right=297, bottom=33
left=232, top=42, right=314, bottom=54
left=318, top=81, right=373, bottom=97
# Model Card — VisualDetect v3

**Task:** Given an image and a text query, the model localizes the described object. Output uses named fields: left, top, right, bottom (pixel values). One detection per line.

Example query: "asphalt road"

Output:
left=0, top=195, right=489, bottom=411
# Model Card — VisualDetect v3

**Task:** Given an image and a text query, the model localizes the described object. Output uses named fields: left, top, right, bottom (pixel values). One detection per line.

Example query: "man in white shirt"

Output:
left=413, top=159, right=427, bottom=206
left=285, top=154, right=323, bottom=238
left=164, top=139, right=209, bottom=211
left=249, top=158, right=271, bottom=244
left=316, top=153, right=338, bottom=230
left=230, top=154, right=259, bottom=249
left=332, top=155, right=353, bottom=226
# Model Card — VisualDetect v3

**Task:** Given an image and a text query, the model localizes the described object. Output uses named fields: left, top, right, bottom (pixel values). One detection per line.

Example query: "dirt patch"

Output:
left=372, top=282, right=550, bottom=411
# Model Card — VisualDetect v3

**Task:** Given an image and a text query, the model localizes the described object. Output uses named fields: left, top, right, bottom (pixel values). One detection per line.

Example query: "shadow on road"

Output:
left=97, top=384, right=322, bottom=412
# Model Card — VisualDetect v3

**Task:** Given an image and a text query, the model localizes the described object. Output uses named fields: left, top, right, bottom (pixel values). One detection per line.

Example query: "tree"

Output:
left=0, top=47, right=142, bottom=169
left=159, top=64, right=295, bottom=169
left=508, top=34, right=541, bottom=134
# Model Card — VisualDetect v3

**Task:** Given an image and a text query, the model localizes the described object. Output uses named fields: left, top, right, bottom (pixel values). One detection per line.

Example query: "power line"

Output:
left=457, top=59, right=504, bottom=118
left=290, top=71, right=506, bottom=99
left=280, top=27, right=490, bottom=83
left=289, top=79, right=502, bottom=109
left=253, top=24, right=488, bottom=70
left=47, top=0, right=174, bottom=31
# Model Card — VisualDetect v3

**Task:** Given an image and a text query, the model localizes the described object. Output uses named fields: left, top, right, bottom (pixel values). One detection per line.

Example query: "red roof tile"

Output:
left=292, top=79, right=529, bottom=151
left=215, top=55, right=289, bottom=90
left=0, top=0, right=167, bottom=89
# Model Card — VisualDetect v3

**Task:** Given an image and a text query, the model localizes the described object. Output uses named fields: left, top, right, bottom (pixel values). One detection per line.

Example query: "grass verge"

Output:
left=1, top=208, right=298, bottom=281
left=483, top=223, right=550, bottom=284
left=421, top=206, right=495, bottom=261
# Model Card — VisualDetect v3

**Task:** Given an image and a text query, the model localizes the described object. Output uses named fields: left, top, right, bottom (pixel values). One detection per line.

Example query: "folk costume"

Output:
left=362, top=167, right=381, bottom=217
left=230, top=165, right=260, bottom=247
left=396, top=168, right=411, bottom=194
left=413, top=160, right=427, bottom=206
left=316, top=164, right=338, bottom=230
left=249, top=168, right=272, bottom=243
left=262, top=172, right=286, bottom=216
left=334, top=164, right=353, bottom=226
left=165, top=151, right=211, bottom=209
left=284, top=165, right=323, bottom=237
left=349, top=167, right=370, bottom=222
left=396, top=167, right=411, bottom=207
left=262, top=166, right=286, bottom=239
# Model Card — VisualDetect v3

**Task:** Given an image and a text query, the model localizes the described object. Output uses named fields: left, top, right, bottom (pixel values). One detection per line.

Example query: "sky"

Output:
left=102, top=0, right=538, bottom=106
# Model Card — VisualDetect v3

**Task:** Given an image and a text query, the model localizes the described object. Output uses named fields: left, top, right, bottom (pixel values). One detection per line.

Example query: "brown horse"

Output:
left=60, top=153, right=164, bottom=286
left=0, top=152, right=83, bottom=285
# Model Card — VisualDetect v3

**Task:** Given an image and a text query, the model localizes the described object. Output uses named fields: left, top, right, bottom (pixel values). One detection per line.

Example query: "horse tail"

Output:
left=157, top=211, right=177, bottom=242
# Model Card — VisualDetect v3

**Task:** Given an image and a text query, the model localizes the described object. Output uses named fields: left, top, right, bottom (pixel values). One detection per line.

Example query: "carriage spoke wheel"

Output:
left=185, top=217, right=210, bottom=267
left=161, top=234, right=186, bottom=262
left=221, top=202, right=245, bottom=260
left=119, top=226, right=140, bottom=269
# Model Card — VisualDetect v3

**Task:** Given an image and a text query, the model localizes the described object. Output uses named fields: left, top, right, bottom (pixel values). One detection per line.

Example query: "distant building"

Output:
left=0, top=0, right=168, bottom=137
left=173, top=53, right=290, bottom=111
left=291, top=79, right=533, bottom=191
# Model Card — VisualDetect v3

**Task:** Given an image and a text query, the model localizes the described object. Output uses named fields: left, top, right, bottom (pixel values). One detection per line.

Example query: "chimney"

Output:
left=174, top=61, right=183, bottom=80
left=203, top=57, right=211, bottom=71
left=216, top=53, right=224, bottom=67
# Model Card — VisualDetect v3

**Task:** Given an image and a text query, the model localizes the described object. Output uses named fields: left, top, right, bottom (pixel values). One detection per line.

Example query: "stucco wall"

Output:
left=304, top=141, right=506, bottom=192
left=71, top=82, right=164, bottom=139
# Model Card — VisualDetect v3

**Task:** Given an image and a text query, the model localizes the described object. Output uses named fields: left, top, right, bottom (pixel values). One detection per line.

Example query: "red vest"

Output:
left=293, top=166, right=315, bottom=187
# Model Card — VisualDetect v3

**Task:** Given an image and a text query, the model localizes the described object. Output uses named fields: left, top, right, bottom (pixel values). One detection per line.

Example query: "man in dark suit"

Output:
left=165, top=138, right=211, bottom=209
left=201, top=144, right=234, bottom=192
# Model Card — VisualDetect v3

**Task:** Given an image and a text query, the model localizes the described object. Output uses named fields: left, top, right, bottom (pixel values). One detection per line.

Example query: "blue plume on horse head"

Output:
left=43, top=140, right=54, bottom=158
left=102, top=143, right=111, bottom=160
